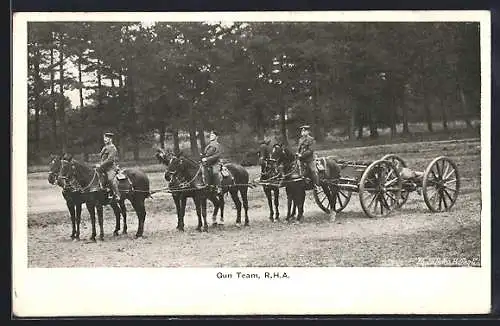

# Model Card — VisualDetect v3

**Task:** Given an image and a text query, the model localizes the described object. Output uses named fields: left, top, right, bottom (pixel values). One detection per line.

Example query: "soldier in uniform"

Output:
left=296, top=125, right=319, bottom=186
left=258, top=136, right=272, bottom=174
left=201, top=131, right=223, bottom=193
left=96, top=132, right=120, bottom=201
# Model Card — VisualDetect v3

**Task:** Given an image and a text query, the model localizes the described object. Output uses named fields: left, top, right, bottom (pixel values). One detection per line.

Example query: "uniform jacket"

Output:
left=297, top=135, right=315, bottom=162
left=100, top=143, right=118, bottom=170
left=203, top=140, right=222, bottom=165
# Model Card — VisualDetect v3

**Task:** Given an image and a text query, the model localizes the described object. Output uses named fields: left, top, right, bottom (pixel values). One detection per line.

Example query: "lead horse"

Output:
left=157, top=150, right=250, bottom=231
left=57, top=153, right=150, bottom=240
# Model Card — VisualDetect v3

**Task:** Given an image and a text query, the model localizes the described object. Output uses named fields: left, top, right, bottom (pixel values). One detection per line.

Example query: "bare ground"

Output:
left=26, top=139, right=482, bottom=267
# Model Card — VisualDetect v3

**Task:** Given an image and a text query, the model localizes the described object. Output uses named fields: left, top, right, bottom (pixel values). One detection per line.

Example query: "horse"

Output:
left=272, top=144, right=340, bottom=222
left=257, top=145, right=296, bottom=222
left=48, top=155, right=87, bottom=240
left=57, top=153, right=150, bottom=241
left=155, top=149, right=224, bottom=231
left=156, top=149, right=250, bottom=231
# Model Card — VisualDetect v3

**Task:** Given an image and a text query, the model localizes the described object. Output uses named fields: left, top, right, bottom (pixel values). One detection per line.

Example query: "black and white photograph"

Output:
left=12, top=11, right=491, bottom=316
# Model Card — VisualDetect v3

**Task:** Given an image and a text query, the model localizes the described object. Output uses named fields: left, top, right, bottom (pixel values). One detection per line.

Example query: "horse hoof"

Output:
left=196, top=227, right=202, bottom=232
left=100, top=236, right=105, bottom=241
left=235, top=223, right=241, bottom=228
left=135, top=234, right=143, bottom=239
left=90, top=237, right=96, bottom=242
left=203, top=227, right=209, bottom=232
left=122, top=230, right=128, bottom=235
left=113, top=231, right=119, bottom=236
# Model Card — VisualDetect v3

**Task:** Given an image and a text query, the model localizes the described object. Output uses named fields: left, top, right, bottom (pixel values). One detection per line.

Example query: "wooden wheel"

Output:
left=381, top=154, right=409, bottom=208
left=313, top=182, right=352, bottom=214
left=359, top=159, right=402, bottom=218
left=422, top=156, right=460, bottom=212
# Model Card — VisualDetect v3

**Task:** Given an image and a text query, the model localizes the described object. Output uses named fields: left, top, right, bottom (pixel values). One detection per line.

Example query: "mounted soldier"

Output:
left=96, top=132, right=120, bottom=201
left=296, top=125, right=319, bottom=186
left=201, top=131, right=223, bottom=194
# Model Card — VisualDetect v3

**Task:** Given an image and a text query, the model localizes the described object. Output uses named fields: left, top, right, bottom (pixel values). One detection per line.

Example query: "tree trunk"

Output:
left=172, top=129, right=180, bottom=153
left=420, top=56, right=433, bottom=132
left=440, top=96, right=448, bottom=131
left=58, top=32, right=67, bottom=153
left=278, top=87, right=287, bottom=146
left=199, top=128, right=206, bottom=151
left=49, top=41, right=58, bottom=150
left=97, top=59, right=103, bottom=109
left=458, top=85, right=473, bottom=129
left=349, top=106, right=356, bottom=140
left=159, top=121, right=166, bottom=149
left=78, top=55, right=84, bottom=109
left=312, top=62, right=324, bottom=142
left=189, top=127, right=199, bottom=158
left=33, top=43, right=41, bottom=151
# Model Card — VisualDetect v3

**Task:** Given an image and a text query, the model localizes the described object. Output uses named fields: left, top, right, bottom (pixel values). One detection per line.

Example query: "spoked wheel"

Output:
left=313, top=183, right=352, bottom=214
left=381, top=154, right=409, bottom=208
left=359, top=159, right=402, bottom=218
left=422, top=156, right=460, bottom=212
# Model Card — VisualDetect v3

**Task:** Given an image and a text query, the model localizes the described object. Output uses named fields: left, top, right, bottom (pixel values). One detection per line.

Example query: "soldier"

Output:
left=296, top=125, right=319, bottom=186
left=258, top=136, right=272, bottom=174
left=96, top=132, right=120, bottom=201
left=201, top=131, right=223, bottom=193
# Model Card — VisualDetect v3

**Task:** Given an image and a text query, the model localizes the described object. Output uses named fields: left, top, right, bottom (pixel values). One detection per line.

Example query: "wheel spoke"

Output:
left=385, top=191, right=397, bottom=202
left=385, top=177, right=399, bottom=187
left=442, top=162, right=450, bottom=181
left=444, top=178, right=457, bottom=185
left=443, top=169, right=456, bottom=181
left=443, top=188, right=454, bottom=203
left=363, top=187, right=377, bottom=192
left=379, top=196, right=384, bottom=215
left=385, top=187, right=401, bottom=192
left=438, top=192, right=443, bottom=210
left=444, top=185, right=457, bottom=193
left=366, top=192, right=377, bottom=209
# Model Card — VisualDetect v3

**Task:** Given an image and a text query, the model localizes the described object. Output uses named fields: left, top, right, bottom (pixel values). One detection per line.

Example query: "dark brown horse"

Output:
left=57, top=154, right=150, bottom=241
left=155, top=149, right=224, bottom=231
left=272, top=144, right=340, bottom=222
left=156, top=150, right=250, bottom=231
left=257, top=144, right=296, bottom=222
left=48, top=155, right=88, bottom=240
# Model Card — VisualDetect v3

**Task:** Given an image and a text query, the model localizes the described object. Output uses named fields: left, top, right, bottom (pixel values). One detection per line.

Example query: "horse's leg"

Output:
left=264, top=186, right=274, bottom=222
left=66, top=199, right=76, bottom=239
left=241, top=187, right=249, bottom=226
left=173, top=194, right=184, bottom=231
left=285, top=187, right=292, bottom=222
left=219, top=194, right=225, bottom=225
left=131, top=195, right=147, bottom=238
left=75, top=201, right=82, bottom=240
left=111, top=201, right=122, bottom=236
left=179, top=195, right=189, bottom=231
left=96, top=204, right=105, bottom=241
left=194, top=195, right=203, bottom=232
left=211, top=194, right=220, bottom=225
left=87, top=202, right=97, bottom=242
left=297, top=185, right=306, bottom=222
left=201, top=196, right=208, bottom=232
left=118, top=200, right=127, bottom=235
left=229, top=190, right=242, bottom=226
left=273, top=187, right=280, bottom=221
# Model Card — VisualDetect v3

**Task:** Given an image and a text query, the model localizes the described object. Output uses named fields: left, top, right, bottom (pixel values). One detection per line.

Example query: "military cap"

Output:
left=299, top=125, right=311, bottom=130
left=104, top=132, right=115, bottom=138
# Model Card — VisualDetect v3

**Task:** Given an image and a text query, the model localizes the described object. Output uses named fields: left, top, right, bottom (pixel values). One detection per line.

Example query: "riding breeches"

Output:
left=304, top=160, right=320, bottom=185
left=106, top=169, right=120, bottom=197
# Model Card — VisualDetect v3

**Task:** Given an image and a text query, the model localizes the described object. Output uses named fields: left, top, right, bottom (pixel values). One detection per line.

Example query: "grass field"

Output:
left=26, top=138, right=482, bottom=268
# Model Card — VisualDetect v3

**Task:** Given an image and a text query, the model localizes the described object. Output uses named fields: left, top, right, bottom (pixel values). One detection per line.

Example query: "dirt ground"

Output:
left=26, top=139, right=482, bottom=267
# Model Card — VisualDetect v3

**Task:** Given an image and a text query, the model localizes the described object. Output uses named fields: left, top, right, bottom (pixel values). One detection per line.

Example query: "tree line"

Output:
left=27, top=21, right=480, bottom=163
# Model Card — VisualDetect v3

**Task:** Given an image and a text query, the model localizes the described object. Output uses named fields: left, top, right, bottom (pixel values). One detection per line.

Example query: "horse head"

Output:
left=56, top=153, right=76, bottom=188
left=48, top=154, right=65, bottom=186
left=164, top=151, right=203, bottom=188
